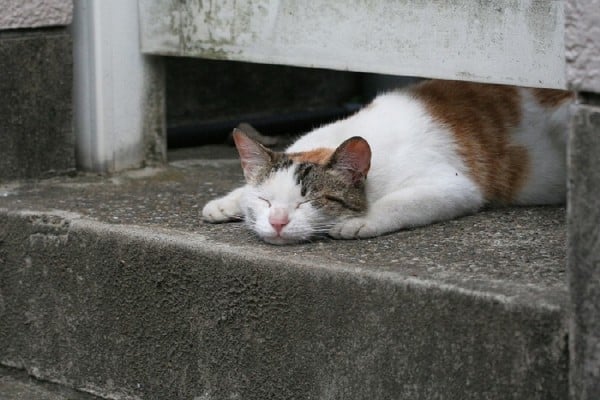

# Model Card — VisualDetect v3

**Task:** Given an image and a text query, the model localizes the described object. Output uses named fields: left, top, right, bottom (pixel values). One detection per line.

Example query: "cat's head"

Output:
left=233, top=129, right=371, bottom=245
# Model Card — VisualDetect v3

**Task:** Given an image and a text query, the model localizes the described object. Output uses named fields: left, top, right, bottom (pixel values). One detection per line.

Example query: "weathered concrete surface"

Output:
left=566, top=3, right=600, bottom=399
left=566, top=0, right=600, bottom=92
left=0, top=0, right=72, bottom=30
left=0, top=29, right=74, bottom=181
left=0, top=148, right=568, bottom=399
left=568, top=100, right=600, bottom=400
left=141, top=0, right=565, bottom=88
left=0, top=366, right=101, bottom=400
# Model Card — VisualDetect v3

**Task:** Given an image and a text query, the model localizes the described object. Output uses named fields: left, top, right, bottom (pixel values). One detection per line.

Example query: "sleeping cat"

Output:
left=202, top=80, right=572, bottom=245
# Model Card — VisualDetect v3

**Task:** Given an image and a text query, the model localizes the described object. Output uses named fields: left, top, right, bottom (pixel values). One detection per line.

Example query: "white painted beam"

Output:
left=139, top=0, right=566, bottom=89
left=72, top=0, right=165, bottom=173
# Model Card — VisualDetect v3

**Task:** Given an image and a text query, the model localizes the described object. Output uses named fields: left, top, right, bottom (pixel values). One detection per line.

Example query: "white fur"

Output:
left=202, top=88, right=567, bottom=244
left=289, top=93, right=484, bottom=239
left=202, top=187, right=245, bottom=222
left=240, top=166, right=324, bottom=244
left=511, top=88, right=568, bottom=205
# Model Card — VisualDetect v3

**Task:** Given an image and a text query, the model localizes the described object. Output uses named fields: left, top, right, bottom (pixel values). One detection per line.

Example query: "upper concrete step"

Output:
left=0, top=146, right=568, bottom=399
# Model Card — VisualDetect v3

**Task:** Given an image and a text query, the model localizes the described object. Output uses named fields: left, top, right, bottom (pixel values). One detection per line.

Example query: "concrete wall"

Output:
left=566, top=1, right=600, bottom=399
left=565, top=0, right=600, bottom=92
left=140, top=0, right=566, bottom=89
left=0, top=0, right=73, bottom=30
left=0, top=30, right=74, bottom=180
left=0, top=0, right=74, bottom=181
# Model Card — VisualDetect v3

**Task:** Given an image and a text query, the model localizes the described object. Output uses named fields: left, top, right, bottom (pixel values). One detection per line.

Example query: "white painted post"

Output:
left=71, top=0, right=165, bottom=173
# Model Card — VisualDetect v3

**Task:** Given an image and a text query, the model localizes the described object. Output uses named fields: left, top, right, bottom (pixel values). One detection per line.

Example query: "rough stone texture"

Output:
left=0, top=29, right=74, bottom=181
left=0, top=366, right=101, bottom=400
left=566, top=3, right=600, bottom=399
left=0, top=0, right=72, bottom=30
left=0, top=148, right=569, bottom=399
left=568, top=100, right=600, bottom=400
left=566, top=0, right=600, bottom=92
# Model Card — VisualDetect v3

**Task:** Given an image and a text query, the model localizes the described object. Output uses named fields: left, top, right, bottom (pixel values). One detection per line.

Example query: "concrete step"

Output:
left=0, top=146, right=568, bottom=399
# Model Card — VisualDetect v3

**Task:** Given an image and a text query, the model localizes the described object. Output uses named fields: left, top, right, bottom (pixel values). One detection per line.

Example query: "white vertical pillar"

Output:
left=71, top=0, right=165, bottom=173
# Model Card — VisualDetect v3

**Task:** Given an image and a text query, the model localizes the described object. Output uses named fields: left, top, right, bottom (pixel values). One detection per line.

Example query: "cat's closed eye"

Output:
left=295, top=199, right=313, bottom=209
left=322, top=195, right=363, bottom=212
left=323, top=194, right=345, bottom=205
left=323, top=195, right=346, bottom=205
left=258, top=197, right=271, bottom=207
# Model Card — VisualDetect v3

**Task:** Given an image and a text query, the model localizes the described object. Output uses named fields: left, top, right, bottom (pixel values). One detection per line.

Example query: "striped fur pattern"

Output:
left=202, top=80, right=572, bottom=244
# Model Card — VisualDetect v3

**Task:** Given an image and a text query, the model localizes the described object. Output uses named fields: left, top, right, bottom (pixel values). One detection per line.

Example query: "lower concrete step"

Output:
left=0, top=147, right=568, bottom=399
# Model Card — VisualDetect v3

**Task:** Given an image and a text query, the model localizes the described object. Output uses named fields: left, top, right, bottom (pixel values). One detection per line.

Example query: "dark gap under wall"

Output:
left=166, top=57, right=418, bottom=148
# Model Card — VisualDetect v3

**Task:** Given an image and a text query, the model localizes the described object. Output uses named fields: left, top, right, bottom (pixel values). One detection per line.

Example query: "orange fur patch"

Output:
left=288, top=148, right=334, bottom=164
left=412, top=80, right=527, bottom=203
left=531, top=88, right=574, bottom=107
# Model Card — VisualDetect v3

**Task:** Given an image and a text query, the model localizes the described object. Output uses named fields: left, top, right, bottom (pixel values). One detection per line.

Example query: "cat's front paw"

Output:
left=202, top=196, right=243, bottom=223
left=329, top=218, right=380, bottom=239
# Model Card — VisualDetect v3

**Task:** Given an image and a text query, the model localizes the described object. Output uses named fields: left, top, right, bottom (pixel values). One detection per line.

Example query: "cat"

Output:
left=202, top=80, right=572, bottom=245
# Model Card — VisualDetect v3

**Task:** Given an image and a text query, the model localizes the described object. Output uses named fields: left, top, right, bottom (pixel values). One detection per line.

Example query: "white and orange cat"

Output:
left=202, top=80, right=572, bottom=245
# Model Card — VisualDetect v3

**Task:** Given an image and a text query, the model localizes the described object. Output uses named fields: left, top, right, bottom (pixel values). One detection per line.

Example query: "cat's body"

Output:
left=202, top=80, right=572, bottom=245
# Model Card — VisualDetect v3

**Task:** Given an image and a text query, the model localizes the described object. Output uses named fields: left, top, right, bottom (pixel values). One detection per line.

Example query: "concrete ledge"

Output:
left=0, top=150, right=569, bottom=399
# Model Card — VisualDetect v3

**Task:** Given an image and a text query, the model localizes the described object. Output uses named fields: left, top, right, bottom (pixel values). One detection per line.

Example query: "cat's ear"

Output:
left=232, top=128, right=273, bottom=183
left=328, top=136, right=371, bottom=185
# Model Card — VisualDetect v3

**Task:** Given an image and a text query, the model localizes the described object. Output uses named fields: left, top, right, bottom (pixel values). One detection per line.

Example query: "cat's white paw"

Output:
left=202, top=196, right=243, bottom=223
left=329, top=217, right=380, bottom=239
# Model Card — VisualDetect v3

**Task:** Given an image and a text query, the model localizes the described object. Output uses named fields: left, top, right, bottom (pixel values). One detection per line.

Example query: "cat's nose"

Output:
left=269, top=209, right=289, bottom=234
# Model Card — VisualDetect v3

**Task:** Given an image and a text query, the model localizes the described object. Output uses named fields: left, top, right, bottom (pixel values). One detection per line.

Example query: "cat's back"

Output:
left=287, top=80, right=572, bottom=205
left=410, top=80, right=572, bottom=204
left=409, top=80, right=571, bottom=138
left=287, top=87, right=429, bottom=154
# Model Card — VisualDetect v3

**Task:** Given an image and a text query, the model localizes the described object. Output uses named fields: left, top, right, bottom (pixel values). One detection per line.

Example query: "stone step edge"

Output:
left=2, top=207, right=566, bottom=314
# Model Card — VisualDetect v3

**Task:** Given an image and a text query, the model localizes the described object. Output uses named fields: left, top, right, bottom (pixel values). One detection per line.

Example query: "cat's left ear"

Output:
left=328, top=136, right=371, bottom=185
left=232, top=129, right=273, bottom=183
